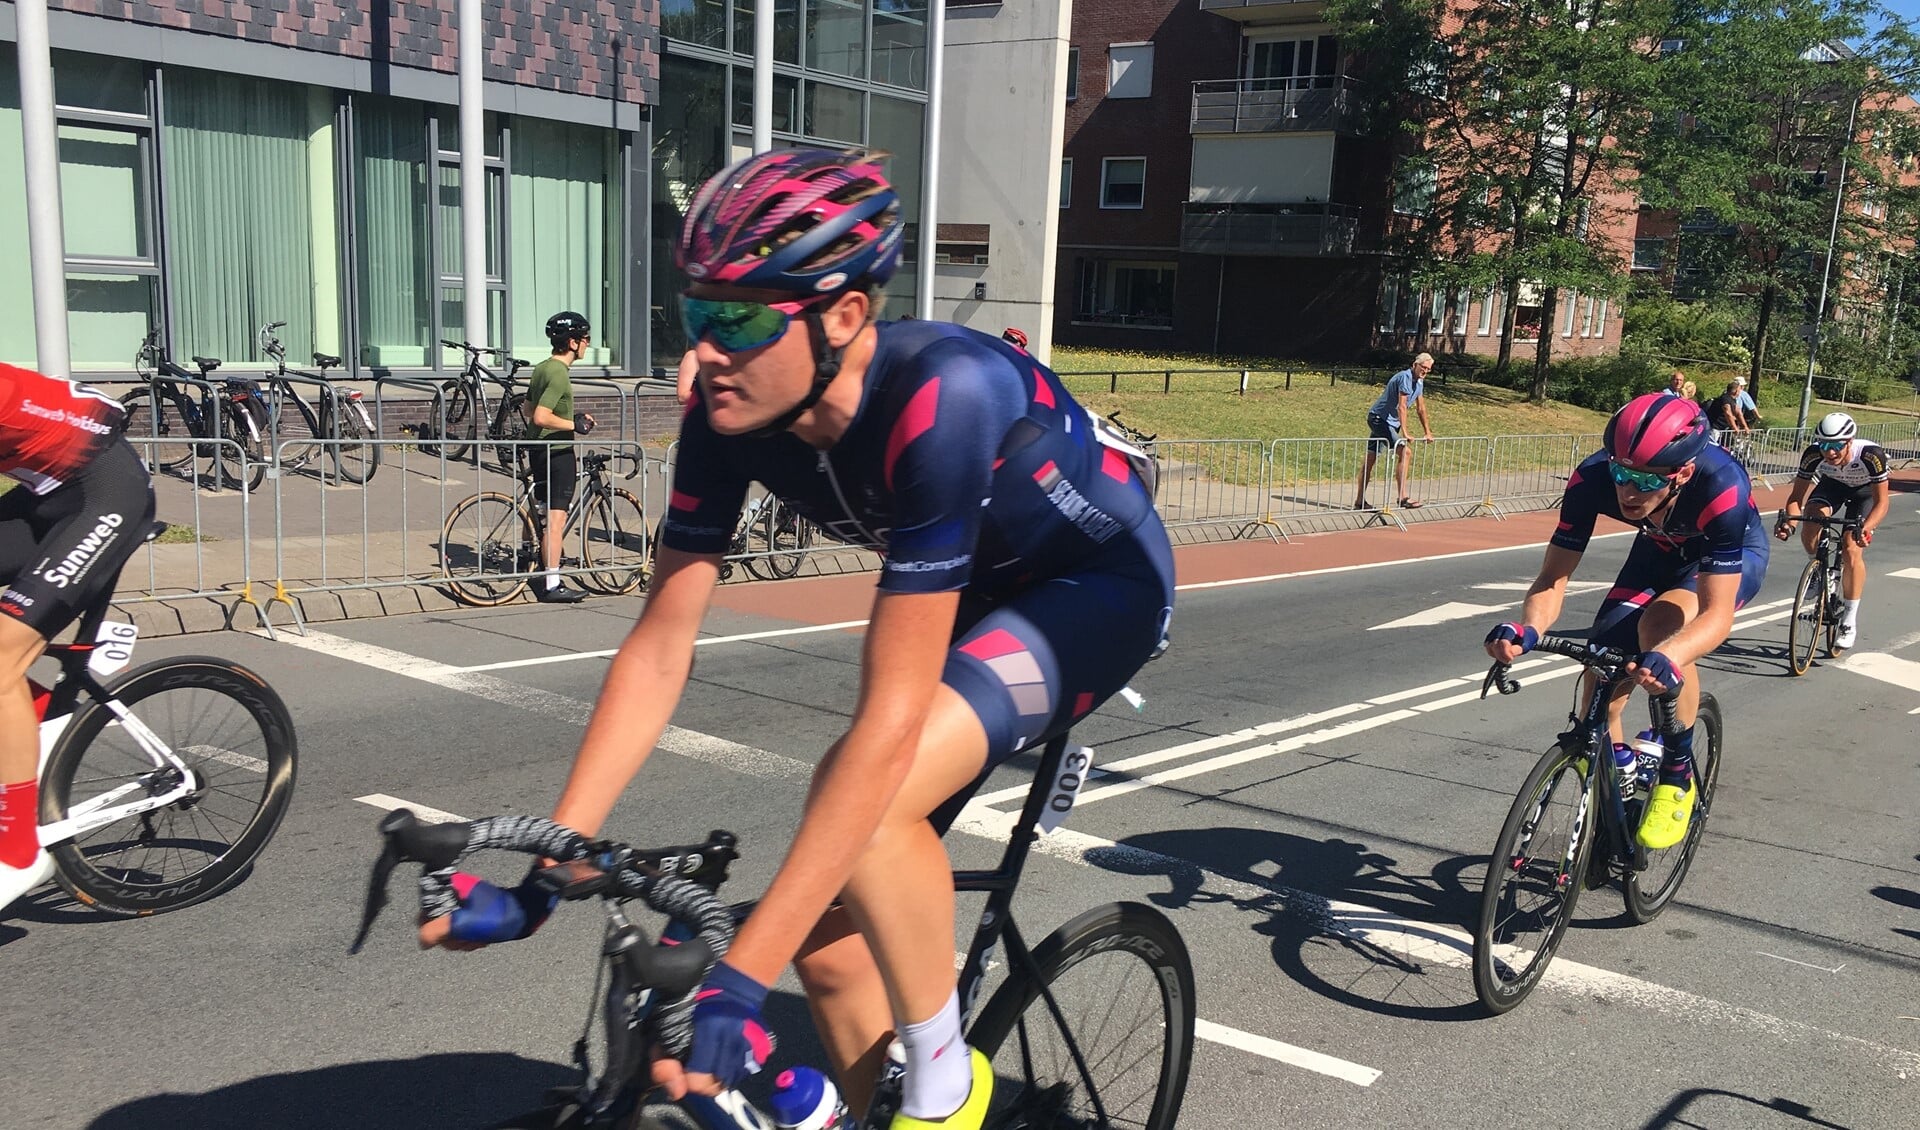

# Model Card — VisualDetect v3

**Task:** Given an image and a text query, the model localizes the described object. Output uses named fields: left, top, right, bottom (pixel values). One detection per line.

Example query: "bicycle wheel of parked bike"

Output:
left=424, top=380, right=478, bottom=464
left=271, top=394, right=324, bottom=474
left=216, top=399, right=270, bottom=492
left=579, top=488, right=650, bottom=595
left=1472, top=743, right=1596, bottom=1015
left=119, top=388, right=198, bottom=477
left=327, top=396, right=381, bottom=485
left=441, top=491, right=536, bottom=606
left=1624, top=694, right=1723, bottom=923
left=759, top=499, right=812, bottom=580
left=970, top=902, right=1195, bottom=1130
left=494, top=393, right=528, bottom=474
left=39, top=657, right=297, bottom=916
left=1788, top=558, right=1827, bottom=676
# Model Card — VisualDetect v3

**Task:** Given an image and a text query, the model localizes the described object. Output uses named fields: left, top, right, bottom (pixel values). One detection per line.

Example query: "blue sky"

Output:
left=1879, top=2, right=1920, bottom=31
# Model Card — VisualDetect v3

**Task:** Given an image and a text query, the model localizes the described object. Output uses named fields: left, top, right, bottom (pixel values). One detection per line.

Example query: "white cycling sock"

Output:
left=898, top=990, right=971, bottom=1119
left=1842, top=598, right=1859, bottom=626
left=544, top=568, right=560, bottom=591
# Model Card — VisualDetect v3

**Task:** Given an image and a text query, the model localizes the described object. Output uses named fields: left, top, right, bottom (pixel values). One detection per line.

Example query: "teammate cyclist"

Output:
left=1774, top=412, right=1888, bottom=650
left=1485, top=392, right=1768, bottom=850
left=420, top=149, right=1175, bottom=1129
left=1, top=363, right=154, bottom=910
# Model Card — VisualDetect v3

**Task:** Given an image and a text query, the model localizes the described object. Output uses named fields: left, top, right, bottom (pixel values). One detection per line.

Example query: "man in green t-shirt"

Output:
left=523, top=310, right=596, bottom=603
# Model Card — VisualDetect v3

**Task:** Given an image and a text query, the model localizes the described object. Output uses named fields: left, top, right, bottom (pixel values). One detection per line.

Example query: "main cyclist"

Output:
left=1485, top=392, right=1767, bottom=850
left=1774, top=411, right=1888, bottom=650
left=419, top=149, right=1175, bottom=1129
left=1, top=362, right=155, bottom=909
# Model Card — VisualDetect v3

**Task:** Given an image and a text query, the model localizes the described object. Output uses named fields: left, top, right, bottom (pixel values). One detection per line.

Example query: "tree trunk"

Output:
left=1531, top=287, right=1559, bottom=403
left=1750, top=283, right=1776, bottom=389
left=1495, top=277, right=1520, bottom=376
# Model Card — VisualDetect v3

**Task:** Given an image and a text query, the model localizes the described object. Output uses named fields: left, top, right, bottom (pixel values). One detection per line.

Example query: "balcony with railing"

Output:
left=1191, top=76, right=1364, bottom=135
left=1181, top=203, right=1364, bottom=257
left=1198, top=0, right=1327, bottom=22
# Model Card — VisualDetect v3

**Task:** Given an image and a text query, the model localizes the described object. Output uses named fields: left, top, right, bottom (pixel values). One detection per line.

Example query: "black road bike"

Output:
left=1783, top=513, right=1861, bottom=675
left=256, top=321, right=380, bottom=484
left=122, top=329, right=271, bottom=492
left=412, top=339, right=530, bottom=471
left=1471, top=638, right=1723, bottom=1014
left=352, top=732, right=1196, bottom=1129
left=439, top=450, right=651, bottom=606
left=720, top=492, right=815, bottom=582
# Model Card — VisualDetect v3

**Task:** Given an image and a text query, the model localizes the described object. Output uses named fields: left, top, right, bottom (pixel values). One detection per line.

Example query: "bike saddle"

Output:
left=314, top=352, right=342, bottom=370
left=144, top=521, right=170, bottom=544
left=191, top=356, right=223, bottom=373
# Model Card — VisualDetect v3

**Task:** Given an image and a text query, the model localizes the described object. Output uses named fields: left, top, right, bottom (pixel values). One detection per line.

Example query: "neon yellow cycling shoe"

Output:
left=1637, top=780, right=1698, bottom=850
left=889, top=1048, right=993, bottom=1129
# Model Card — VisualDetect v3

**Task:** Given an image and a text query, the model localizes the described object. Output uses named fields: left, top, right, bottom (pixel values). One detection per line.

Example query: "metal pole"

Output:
left=459, top=0, right=488, bottom=347
left=1801, top=93, right=1860, bottom=430
left=915, top=1, right=946, bottom=320
left=753, top=0, right=773, bottom=152
left=17, top=0, right=71, bottom=377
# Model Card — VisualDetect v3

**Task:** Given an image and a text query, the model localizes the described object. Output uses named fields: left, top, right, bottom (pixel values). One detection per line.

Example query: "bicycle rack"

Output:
left=570, top=376, right=635, bottom=442
left=260, top=368, right=346, bottom=482
left=126, top=371, right=239, bottom=491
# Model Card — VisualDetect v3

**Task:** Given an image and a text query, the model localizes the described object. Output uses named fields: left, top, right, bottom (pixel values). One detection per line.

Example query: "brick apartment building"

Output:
left=1056, top=0, right=1630, bottom=363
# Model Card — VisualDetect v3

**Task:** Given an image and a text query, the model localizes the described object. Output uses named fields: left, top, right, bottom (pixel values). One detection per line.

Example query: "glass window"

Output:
left=1060, top=158, right=1071, bottom=209
left=869, top=91, right=924, bottom=313
left=1453, top=286, right=1471, bottom=334
left=1478, top=286, right=1496, bottom=335
left=1108, top=44, right=1154, bottom=99
left=1065, top=47, right=1079, bottom=102
left=59, top=125, right=151, bottom=261
left=163, top=71, right=341, bottom=365
left=434, top=108, right=503, bottom=159
left=54, top=51, right=147, bottom=115
left=807, top=0, right=866, bottom=79
left=1074, top=259, right=1174, bottom=328
left=510, top=118, right=622, bottom=367
left=654, top=55, right=731, bottom=358
left=1561, top=290, right=1578, bottom=336
left=732, top=68, right=800, bottom=134
left=1633, top=237, right=1666, bottom=271
left=805, top=81, right=863, bottom=144
left=356, top=96, right=433, bottom=367
left=662, top=0, right=728, bottom=49
left=67, top=272, right=159, bottom=370
left=1100, top=157, right=1145, bottom=209
left=1378, top=275, right=1399, bottom=332
left=873, top=1, right=929, bottom=91
left=436, top=163, right=503, bottom=279
left=1596, top=298, right=1608, bottom=336
left=1393, top=159, right=1436, bottom=215
left=1580, top=295, right=1595, bottom=337
left=735, top=0, right=800, bottom=64
left=0, top=49, right=33, bottom=364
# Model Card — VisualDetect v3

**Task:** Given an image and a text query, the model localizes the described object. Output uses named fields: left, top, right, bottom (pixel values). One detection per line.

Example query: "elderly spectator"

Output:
left=1354, top=352, right=1436, bottom=510
left=1668, top=371, right=1688, bottom=395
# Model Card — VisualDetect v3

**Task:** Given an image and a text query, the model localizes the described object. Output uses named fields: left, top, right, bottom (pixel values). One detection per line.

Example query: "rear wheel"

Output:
left=580, top=488, right=650, bottom=595
left=762, top=500, right=812, bottom=580
left=217, top=399, right=270, bottom=492
left=1788, top=558, right=1825, bottom=676
left=494, top=393, right=528, bottom=474
left=425, top=380, right=478, bottom=464
left=970, top=902, right=1195, bottom=1130
left=329, top=397, right=381, bottom=485
left=1473, top=744, right=1595, bottom=1014
left=441, top=491, right=536, bottom=606
left=1624, top=695, right=1723, bottom=922
left=119, top=388, right=198, bottom=476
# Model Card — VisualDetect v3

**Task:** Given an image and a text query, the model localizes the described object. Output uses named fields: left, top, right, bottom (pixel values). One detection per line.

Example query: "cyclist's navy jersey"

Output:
left=0, top=363, right=125, bottom=495
left=662, top=320, right=1162, bottom=598
left=1552, top=444, right=1765, bottom=575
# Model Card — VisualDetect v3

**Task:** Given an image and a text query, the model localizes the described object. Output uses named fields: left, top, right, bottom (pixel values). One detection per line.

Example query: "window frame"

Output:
left=1060, top=157, right=1072, bottom=209
left=1065, top=46, right=1079, bottom=103
left=1107, top=42, right=1155, bottom=100
left=1099, top=156, right=1147, bottom=210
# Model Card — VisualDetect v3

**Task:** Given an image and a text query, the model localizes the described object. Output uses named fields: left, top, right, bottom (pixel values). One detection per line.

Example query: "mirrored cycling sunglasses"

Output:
left=1608, top=459, right=1677, bottom=493
left=1817, top=439, right=1849, bottom=452
left=680, top=293, right=835, bottom=353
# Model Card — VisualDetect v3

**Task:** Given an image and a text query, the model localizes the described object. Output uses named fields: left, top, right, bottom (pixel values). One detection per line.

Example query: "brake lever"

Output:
left=349, top=835, right=402, bottom=955
left=1480, top=662, right=1520, bottom=699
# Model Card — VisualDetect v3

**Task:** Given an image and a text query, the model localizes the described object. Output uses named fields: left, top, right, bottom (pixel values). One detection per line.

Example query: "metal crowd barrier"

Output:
left=1152, top=439, right=1283, bottom=541
left=112, top=435, right=266, bottom=627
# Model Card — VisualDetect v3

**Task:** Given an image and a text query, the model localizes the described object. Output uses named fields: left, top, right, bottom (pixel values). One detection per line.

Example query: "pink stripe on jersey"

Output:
left=670, top=489, right=701, bottom=512
left=960, top=628, right=1027, bottom=662
left=1101, top=447, right=1130, bottom=482
left=1032, top=369, right=1056, bottom=409
left=885, top=377, right=940, bottom=490
left=1694, top=484, right=1740, bottom=530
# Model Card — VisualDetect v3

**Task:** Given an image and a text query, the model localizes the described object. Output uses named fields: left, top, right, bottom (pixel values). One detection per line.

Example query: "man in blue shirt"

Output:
left=1354, top=351, right=1436, bottom=509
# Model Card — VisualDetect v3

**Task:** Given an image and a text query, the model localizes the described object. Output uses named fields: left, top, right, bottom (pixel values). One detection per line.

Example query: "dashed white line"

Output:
left=356, top=792, right=466, bottom=824
left=1755, top=951, right=1847, bottom=974
left=458, top=619, right=873, bottom=673
left=1195, top=1019, right=1381, bottom=1087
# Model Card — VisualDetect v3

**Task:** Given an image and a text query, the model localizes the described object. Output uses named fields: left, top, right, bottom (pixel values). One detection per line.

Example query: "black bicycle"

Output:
left=439, top=449, right=651, bottom=606
left=352, top=733, right=1196, bottom=1130
left=1471, top=637, right=1723, bottom=1014
left=256, top=321, right=380, bottom=484
left=1782, top=513, right=1861, bottom=675
left=121, top=329, right=271, bottom=492
left=720, top=492, right=815, bottom=582
left=412, top=339, right=530, bottom=471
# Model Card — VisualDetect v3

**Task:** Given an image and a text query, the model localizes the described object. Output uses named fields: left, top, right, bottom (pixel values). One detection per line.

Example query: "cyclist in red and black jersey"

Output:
left=1, top=362, right=155, bottom=909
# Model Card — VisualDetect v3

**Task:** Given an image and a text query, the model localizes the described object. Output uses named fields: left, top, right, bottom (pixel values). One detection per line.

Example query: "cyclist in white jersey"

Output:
left=1774, top=412, right=1889, bottom=650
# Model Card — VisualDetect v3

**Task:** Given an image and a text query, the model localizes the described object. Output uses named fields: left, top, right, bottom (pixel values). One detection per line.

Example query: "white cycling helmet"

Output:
left=1814, top=412, right=1857, bottom=442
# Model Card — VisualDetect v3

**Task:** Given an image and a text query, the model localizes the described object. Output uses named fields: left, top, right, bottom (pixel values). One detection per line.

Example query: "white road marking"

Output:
left=1470, top=580, right=1612, bottom=594
left=1756, top=951, right=1846, bottom=974
left=1888, top=567, right=1920, bottom=581
left=1174, top=529, right=1635, bottom=592
left=1194, top=1018, right=1381, bottom=1087
left=356, top=793, right=466, bottom=824
left=1831, top=651, right=1920, bottom=696
left=1367, top=600, right=1513, bottom=631
left=458, top=619, right=873, bottom=673
left=182, top=744, right=267, bottom=773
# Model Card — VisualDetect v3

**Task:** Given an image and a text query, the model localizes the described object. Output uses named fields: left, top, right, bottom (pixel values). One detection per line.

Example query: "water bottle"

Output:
left=771, top=1066, right=851, bottom=1130
left=1610, top=743, right=1640, bottom=801
left=1629, top=730, right=1664, bottom=791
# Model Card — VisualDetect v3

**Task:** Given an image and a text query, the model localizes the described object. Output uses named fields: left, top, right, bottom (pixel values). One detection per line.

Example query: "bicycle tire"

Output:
left=441, top=491, right=537, bottom=606
left=969, top=901, right=1195, bottom=1130
left=494, top=393, right=528, bottom=475
left=762, top=500, right=812, bottom=580
left=273, top=391, right=323, bottom=472
left=1624, top=694, right=1723, bottom=922
left=1823, top=567, right=1845, bottom=657
left=119, top=388, right=197, bottom=475
left=427, top=380, right=478, bottom=464
left=1472, top=743, right=1595, bottom=1015
left=1788, top=558, right=1825, bottom=675
left=216, top=399, right=270, bottom=492
left=580, top=487, right=650, bottom=595
left=39, top=657, right=297, bottom=916
left=329, top=397, right=381, bottom=485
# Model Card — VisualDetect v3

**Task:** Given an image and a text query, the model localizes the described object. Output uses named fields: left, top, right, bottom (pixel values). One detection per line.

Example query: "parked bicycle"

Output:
left=1471, top=637, right=1723, bottom=1014
left=410, top=339, right=530, bottom=472
left=121, top=329, right=271, bottom=492
left=439, top=448, right=650, bottom=607
left=1099, top=409, right=1161, bottom=498
left=720, top=491, right=814, bottom=582
left=1783, top=513, right=1860, bottom=675
left=351, top=731, right=1195, bottom=1129
left=27, top=521, right=298, bottom=914
left=256, top=321, right=380, bottom=484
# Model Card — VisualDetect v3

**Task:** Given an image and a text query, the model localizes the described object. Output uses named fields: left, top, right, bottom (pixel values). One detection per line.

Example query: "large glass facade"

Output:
left=0, top=50, right=38, bottom=366
left=653, top=56, right=732, bottom=357
left=510, top=120, right=622, bottom=367
left=355, top=97, right=433, bottom=367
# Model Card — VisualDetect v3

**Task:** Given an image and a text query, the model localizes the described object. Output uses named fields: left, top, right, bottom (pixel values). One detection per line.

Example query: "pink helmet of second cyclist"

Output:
left=676, top=148, right=905, bottom=295
left=1604, top=392, right=1709, bottom=470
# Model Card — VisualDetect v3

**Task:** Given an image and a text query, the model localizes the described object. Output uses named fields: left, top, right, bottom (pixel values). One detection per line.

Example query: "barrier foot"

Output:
left=1243, top=516, right=1291, bottom=545
left=239, top=579, right=307, bottom=639
left=233, top=581, right=277, bottom=641
left=1464, top=499, right=1507, bottom=521
left=1360, top=506, right=1409, bottom=532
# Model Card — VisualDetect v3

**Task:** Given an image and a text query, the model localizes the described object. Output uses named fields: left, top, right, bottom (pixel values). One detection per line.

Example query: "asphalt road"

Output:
left=8, top=490, right=1920, bottom=1130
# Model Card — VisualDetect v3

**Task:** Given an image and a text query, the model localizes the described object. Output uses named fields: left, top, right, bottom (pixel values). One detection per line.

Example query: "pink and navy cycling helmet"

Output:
left=1604, top=392, right=1709, bottom=469
left=676, top=148, right=904, bottom=295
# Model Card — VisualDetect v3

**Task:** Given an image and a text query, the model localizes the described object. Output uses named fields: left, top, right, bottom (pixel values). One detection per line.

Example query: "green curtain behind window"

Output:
left=164, top=71, right=336, bottom=365
left=0, top=50, right=36, bottom=366
left=356, top=97, right=432, bottom=367
left=510, top=120, right=619, bottom=367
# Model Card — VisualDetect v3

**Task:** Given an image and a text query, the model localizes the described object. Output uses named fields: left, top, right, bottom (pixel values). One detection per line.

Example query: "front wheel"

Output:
left=1472, top=744, right=1595, bottom=1015
left=441, top=491, right=537, bottom=606
left=1788, top=558, right=1826, bottom=676
left=424, top=380, right=478, bottom=464
left=970, top=902, right=1196, bottom=1130
left=762, top=500, right=813, bottom=580
left=579, top=487, right=650, bottom=595
left=328, top=397, right=381, bottom=485
left=39, top=657, right=297, bottom=915
left=1624, top=694, right=1723, bottom=922
left=217, top=399, right=270, bottom=492
left=119, top=388, right=197, bottom=475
